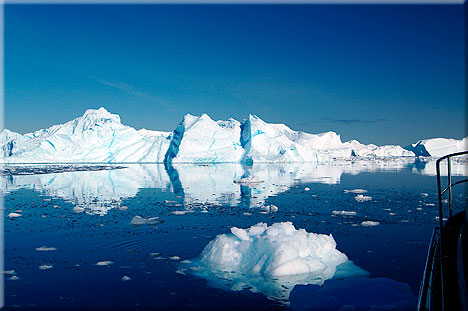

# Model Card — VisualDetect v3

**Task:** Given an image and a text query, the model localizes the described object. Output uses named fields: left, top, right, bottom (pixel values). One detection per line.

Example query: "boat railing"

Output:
left=418, top=150, right=468, bottom=311
left=435, top=151, right=468, bottom=311
left=436, top=151, right=468, bottom=246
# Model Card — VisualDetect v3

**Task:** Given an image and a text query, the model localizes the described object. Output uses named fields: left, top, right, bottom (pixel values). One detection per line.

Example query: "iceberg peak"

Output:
left=82, top=107, right=120, bottom=123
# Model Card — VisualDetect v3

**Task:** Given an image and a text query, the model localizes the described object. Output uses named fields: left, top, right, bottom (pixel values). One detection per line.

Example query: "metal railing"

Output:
left=435, top=150, right=468, bottom=311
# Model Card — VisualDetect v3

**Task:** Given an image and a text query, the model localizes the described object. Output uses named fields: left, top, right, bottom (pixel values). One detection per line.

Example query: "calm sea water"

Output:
left=2, top=161, right=467, bottom=310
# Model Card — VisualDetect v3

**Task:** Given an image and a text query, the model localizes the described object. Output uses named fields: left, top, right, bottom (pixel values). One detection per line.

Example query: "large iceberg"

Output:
left=405, top=137, right=467, bottom=157
left=198, top=222, right=348, bottom=277
left=182, top=222, right=368, bottom=302
left=1, top=107, right=465, bottom=163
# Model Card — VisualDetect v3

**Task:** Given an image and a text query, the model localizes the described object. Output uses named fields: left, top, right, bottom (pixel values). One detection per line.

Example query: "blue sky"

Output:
left=5, top=4, right=465, bottom=145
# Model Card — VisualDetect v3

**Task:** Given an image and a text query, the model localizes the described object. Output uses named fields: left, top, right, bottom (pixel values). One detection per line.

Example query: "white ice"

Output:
left=1, top=107, right=462, bottom=164
left=184, top=222, right=368, bottom=302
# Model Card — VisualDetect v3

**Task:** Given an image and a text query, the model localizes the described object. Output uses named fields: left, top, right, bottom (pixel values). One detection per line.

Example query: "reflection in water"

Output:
left=1, top=159, right=465, bottom=215
left=181, top=260, right=368, bottom=303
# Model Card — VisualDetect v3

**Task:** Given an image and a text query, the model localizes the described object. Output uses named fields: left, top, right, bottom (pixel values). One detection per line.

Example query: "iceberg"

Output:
left=196, top=222, right=348, bottom=277
left=404, top=137, right=467, bottom=157
left=182, top=222, right=368, bottom=302
left=1, top=107, right=465, bottom=164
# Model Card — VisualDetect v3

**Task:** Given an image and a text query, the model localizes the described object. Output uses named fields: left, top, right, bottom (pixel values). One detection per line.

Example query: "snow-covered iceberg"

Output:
left=1, top=107, right=465, bottom=164
left=405, top=137, right=467, bottom=157
left=182, top=222, right=368, bottom=302
left=198, top=222, right=348, bottom=277
left=1, top=107, right=170, bottom=163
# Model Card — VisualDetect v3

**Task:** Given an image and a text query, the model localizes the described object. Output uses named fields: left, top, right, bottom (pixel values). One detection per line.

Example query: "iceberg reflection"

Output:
left=1, top=159, right=465, bottom=215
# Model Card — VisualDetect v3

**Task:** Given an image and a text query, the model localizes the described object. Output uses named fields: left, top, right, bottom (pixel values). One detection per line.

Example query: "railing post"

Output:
left=436, top=157, right=445, bottom=309
left=447, top=158, right=452, bottom=218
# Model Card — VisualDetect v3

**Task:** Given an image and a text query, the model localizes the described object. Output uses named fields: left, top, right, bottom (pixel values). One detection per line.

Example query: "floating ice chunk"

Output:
left=39, top=265, right=53, bottom=270
left=8, top=275, right=20, bottom=281
left=361, top=221, right=380, bottom=227
left=197, top=222, right=347, bottom=277
left=8, top=212, right=22, bottom=218
left=121, top=276, right=132, bottom=281
left=73, top=206, right=85, bottom=213
left=355, top=195, right=372, bottom=202
left=171, top=211, right=193, bottom=215
left=425, top=203, right=435, bottom=207
left=149, top=252, right=162, bottom=257
left=234, top=175, right=264, bottom=185
left=332, top=210, right=357, bottom=216
left=269, top=204, right=278, bottom=212
left=3, top=270, right=16, bottom=275
left=35, top=246, right=57, bottom=251
left=170, top=256, right=181, bottom=261
left=242, top=212, right=252, bottom=216
left=183, top=222, right=366, bottom=302
left=96, top=261, right=114, bottom=266
left=304, top=187, right=310, bottom=191
left=344, top=189, right=368, bottom=194
left=421, top=193, right=429, bottom=197
left=130, top=215, right=162, bottom=225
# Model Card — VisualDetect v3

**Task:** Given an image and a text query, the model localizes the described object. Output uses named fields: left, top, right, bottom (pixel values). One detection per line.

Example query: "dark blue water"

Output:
left=2, top=162, right=466, bottom=310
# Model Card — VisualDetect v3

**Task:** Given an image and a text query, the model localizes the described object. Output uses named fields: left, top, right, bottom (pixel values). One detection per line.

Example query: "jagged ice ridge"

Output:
left=1, top=107, right=465, bottom=163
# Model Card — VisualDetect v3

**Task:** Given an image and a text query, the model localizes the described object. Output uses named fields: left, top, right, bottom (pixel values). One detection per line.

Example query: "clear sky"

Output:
left=5, top=4, right=466, bottom=145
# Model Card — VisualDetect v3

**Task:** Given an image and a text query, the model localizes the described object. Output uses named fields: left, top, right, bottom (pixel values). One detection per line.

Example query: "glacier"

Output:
left=1, top=107, right=465, bottom=163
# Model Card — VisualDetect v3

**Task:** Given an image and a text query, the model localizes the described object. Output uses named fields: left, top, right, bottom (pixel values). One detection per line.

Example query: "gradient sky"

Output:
left=5, top=4, right=466, bottom=145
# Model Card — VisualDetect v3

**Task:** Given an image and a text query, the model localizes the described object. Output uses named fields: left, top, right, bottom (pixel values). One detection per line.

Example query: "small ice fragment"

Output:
left=149, top=253, right=162, bottom=257
left=180, top=260, right=192, bottom=264
left=171, top=211, right=192, bottom=215
left=15, top=209, right=23, bottom=213
left=121, top=276, right=132, bottom=281
left=421, top=193, right=429, bottom=197
left=175, top=269, right=186, bottom=275
left=73, top=206, right=85, bottom=213
left=269, top=205, right=279, bottom=212
left=130, top=215, right=161, bottom=225
left=3, top=270, right=16, bottom=275
left=417, top=208, right=422, bottom=211
left=332, top=210, right=356, bottom=216
left=355, top=195, right=372, bottom=202
left=304, top=187, right=310, bottom=191
left=361, top=221, right=380, bottom=227
left=425, top=203, right=435, bottom=207
left=169, top=256, right=180, bottom=261
left=389, top=213, right=397, bottom=216
left=8, top=275, right=19, bottom=281
left=8, top=213, right=22, bottom=218
left=35, top=246, right=57, bottom=251
left=344, top=189, right=368, bottom=194
left=39, top=265, right=53, bottom=270
left=165, top=200, right=176, bottom=204
left=234, top=176, right=263, bottom=185
left=119, top=206, right=128, bottom=210
left=242, top=212, right=252, bottom=216
left=96, top=261, right=114, bottom=266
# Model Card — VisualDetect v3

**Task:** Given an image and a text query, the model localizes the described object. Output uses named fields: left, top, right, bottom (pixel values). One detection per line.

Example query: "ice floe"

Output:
left=96, top=261, right=114, bottom=266
left=361, top=221, right=380, bottom=227
left=35, top=246, right=57, bottom=251
left=355, top=195, right=372, bottom=202
left=130, top=215, right=162, bottom=225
